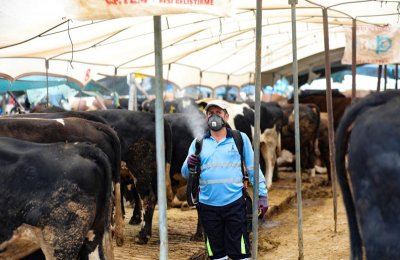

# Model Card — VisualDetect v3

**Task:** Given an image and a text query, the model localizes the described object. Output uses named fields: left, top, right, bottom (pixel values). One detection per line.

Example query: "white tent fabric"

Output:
left=1, top=0, right=399, bottom=88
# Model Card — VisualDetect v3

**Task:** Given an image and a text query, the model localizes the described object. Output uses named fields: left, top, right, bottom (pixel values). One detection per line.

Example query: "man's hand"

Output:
left=187, top=154, right=200, bottom=168
left=258, top=196, right=268, bottom=222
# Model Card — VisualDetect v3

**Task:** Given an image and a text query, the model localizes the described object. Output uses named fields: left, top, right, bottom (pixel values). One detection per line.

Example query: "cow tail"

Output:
left=335, top=90, right=400, bottom=260
left=94, top=122, right=125, bottom=246
left=79, top=143, right=113, bottom=256
left=164, top=118, right=174, bottom=203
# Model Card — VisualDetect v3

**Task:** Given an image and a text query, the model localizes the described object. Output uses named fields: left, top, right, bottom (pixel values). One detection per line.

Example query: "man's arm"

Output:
left=181, top=139, right=196, bottom=179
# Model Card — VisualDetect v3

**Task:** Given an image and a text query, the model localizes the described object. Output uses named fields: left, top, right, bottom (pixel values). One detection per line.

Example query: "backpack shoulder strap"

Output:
left=231, top=129, right=244, bottom=161
left=231, top=130, right=249, bottom=185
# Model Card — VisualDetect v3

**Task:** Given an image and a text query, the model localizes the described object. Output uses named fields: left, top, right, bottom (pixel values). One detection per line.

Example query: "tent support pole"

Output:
left=46, top=59, right=49, bottom=107
left=323, top=8, right=338, bottom=233
left=396, top=64, right=398, bottom=90
left=154, top=15, right=168, bottom=260
left=351, top=19, right=357, bottom=103
left=384, top=65, right=387, bottom=91
left=128, top=73, right=138, bottom=111
left=251, top=0, right=262, bottom=258
left=289, top=1, right=304, bottom=260
left=377, top=65, right=382, bottom=92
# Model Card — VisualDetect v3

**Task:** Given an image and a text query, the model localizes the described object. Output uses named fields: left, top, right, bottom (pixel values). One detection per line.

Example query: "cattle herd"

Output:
left=0, top=89, right=399, bottom=259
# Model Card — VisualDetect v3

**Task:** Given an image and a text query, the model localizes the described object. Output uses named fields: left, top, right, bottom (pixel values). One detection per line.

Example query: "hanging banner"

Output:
left=66, top=0, right=235, bottom=20
left=342, top=25, right=400, bottom=65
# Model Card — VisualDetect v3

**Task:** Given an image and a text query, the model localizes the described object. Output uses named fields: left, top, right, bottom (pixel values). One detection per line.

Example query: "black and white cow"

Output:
left=0, top=137, right=114, bottom=259
left=336, top=90, right=400, bottom=259
left=0, top=116, right=125, bottom=246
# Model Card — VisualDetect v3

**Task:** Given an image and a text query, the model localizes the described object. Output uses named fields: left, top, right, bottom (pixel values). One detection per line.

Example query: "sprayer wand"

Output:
left=186, top=139, right=202, bottom=206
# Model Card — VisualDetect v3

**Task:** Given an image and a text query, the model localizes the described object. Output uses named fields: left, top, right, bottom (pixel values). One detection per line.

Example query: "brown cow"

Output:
left=280, top=103, right=320, bottom=175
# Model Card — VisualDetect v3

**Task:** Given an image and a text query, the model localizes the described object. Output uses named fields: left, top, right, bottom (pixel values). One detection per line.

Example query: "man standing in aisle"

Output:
left=182, top=99, right=268, bottom=260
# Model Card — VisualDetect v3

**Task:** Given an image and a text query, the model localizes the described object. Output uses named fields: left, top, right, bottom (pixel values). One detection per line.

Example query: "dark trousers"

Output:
left=199, top=197, right=251, bottom=260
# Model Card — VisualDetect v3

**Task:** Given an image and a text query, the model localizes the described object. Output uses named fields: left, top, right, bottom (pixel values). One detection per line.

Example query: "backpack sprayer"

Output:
left=186, top=139, right=202, bottom=207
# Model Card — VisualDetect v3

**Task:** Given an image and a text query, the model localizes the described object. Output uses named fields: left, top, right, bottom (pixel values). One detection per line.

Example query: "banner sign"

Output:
left=66, top=0, right=235, bottom=20
left=342, top=25, right=400, bottom=64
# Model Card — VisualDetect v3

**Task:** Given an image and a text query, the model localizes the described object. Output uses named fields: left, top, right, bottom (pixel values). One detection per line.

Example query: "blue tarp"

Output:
left=0, top=77, right=111, bottom=94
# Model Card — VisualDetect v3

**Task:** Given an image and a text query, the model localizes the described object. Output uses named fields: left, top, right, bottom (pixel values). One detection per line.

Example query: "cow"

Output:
left=164, top=112, right=208, bottom=241
left=289, top=89, right=351, bottom=129
left=88, top=109, right=173, bottom=244
left=279, top=103, right=320, bottom=176
left=246, top=101, right=285, bottom=181
left=14, top=108, right=174, bottom=244
left=0, top=137, right=114, bottom=259
left=335, top=90, right=400, bottom=259
left=0, top=116, right=125, bottom=246
left=315, top=112, right=331, bottom=183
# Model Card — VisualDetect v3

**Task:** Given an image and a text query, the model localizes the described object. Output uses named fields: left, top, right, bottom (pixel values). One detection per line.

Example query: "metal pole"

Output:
left=396, top=64, right=398, bottom=90
left=154, top=16, right=168, bottom=260
left=351, top=19, right=357, bottom=103
left=127, top=74, right=138, bottom=111
left=45, top=59, right=49, bottom=107
left=384, top=65, right=387, bottom=91
left=322, top=8, right=338, bottom=233
left=289, top=1, right=304, bottom=259
left=251, top=0, right=262, bottom=258
left=377, top=65, right=382, bottom=92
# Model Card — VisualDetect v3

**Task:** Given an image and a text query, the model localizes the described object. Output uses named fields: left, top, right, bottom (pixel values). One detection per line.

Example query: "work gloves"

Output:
left=187, top=154, right=200, bottom=168
left=258, top=196, right=268, bottom=222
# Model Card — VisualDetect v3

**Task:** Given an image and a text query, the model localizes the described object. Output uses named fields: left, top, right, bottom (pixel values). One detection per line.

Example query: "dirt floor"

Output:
left=113, top=172, right=350, bottom=259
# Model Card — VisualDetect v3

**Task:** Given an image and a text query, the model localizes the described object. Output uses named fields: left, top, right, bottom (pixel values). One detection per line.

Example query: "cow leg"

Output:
left=120, top=164, right=143, bottom=225
left=113, top=182, right=124, bottom=247
left=129, top=185, right=143, bottom=225
left=260, top=128, right=278, bottom=189
left=99, top=230, right=114, bottom=260
left=272, top=161, right=279, bottom=182
left=135, top=191, right=156, bottom=244
left=165, top=162, right=174, bottom=206
left=190, top=205, right=204, bottom=241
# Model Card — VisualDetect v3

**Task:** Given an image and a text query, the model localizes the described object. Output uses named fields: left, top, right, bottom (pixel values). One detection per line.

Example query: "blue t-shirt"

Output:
left=182, top=129, right=268, bottom=206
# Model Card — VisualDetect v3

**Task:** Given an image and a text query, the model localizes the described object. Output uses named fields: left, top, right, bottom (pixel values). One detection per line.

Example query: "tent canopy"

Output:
left=1, top=1, right=399, bottom=89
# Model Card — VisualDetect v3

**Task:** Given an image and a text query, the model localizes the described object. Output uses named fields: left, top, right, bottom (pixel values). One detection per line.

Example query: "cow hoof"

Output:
left=129, top=216, right=141, bottom=225
left=190, top=233, right=204, bottom=242
left=135, top=235, right=149, bottom=244
left=180, top=202, right=192, bottom=211
left=116, top=237, right=124, bottom=247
